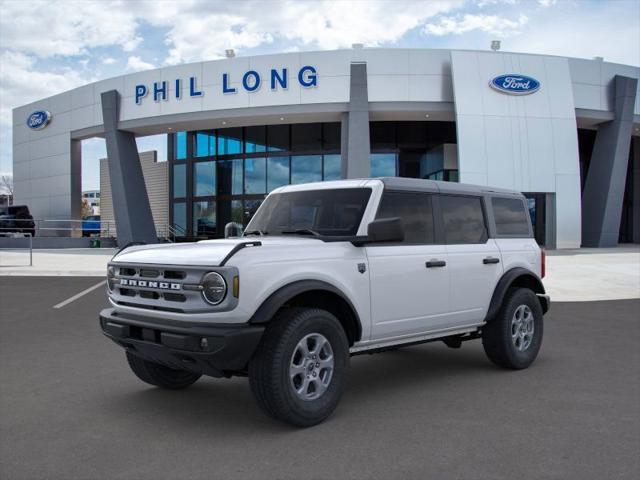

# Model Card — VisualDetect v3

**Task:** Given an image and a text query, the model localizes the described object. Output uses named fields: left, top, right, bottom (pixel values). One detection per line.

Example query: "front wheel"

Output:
left=249, top=307, right=349, bottom=427
left=126, top=352, right=201, bottom=389
left=482, top=288, right=544, bottom=369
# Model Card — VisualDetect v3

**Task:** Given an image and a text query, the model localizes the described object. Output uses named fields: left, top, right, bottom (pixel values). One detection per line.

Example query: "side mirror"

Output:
left=365, top=217, right=404, bottom=243
left=224, top=222, right=244, bottom=238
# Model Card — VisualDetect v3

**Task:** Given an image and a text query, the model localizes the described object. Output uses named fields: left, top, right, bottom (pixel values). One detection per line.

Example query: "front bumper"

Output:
left=99, top=308, right=264, bottom=378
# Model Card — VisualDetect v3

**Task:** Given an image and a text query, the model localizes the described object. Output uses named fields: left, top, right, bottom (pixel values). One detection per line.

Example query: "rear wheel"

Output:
left=126, top=352, right=201, bottom=389
left=482, top=288, right=544, bottom=369
left=249, top=307, right=349, bottom=427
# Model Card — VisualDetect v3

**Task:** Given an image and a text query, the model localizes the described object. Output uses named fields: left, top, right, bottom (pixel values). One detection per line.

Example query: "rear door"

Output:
left=366, top=191, right=453, bottom=341
left=439, top=194, right=503, bottom=325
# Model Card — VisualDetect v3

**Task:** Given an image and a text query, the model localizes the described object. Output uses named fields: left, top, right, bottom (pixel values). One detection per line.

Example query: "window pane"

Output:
left=218, top=159, right=243, bottom=195
left=376, top=192, right=434, bottom=244
left=323, top=154, right=341, bottom=181
left=174, top=131, right=187, bottom=160
left=193, top=200, right=216, bottom=236
left=194, top=161, right=216, bottom=197
left=292, top=123, right=322, bottom=151
left=231, top=200, right=244, bottom=223
left=245, top=126, right=266, bottom=153
left=323, top=123, right=341, bottom=151
left=244, top=157, right=266, bottom=194
left=217, top=127, right=242, bottom=155
left=291, top=155, right=322, bottom=184
left=173, top=164, right=186, bottom=198
left=492, top=197, right=531, bottom=236
left=268, top=124, right=289, bottom=152
left=173, top=202, right=186, bottom=234
left=397, top=121, right=426, bottom=149
left=441, top=195, right=487, bottom=244
left=371, top=153, right=396, bottom=177
left=194, top=131, right=215, bottom=157
left=267, top=156, right=289, bottom=192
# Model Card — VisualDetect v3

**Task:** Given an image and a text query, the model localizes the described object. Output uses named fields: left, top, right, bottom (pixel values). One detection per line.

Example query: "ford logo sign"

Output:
left=26, top=110, right=52, bottom=130
left=490, top=74, right=540, bottom=95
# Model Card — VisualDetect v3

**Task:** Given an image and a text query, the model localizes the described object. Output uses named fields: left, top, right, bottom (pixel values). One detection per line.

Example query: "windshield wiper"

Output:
left=280, top=228, right=321, bottom=237
left=244, top=229, right=267, bottom=236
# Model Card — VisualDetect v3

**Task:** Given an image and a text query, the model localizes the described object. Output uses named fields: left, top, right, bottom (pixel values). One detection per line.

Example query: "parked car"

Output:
left=100, top=178, right=549, bottom=427
left=0, top=205, right=35, bottom=237
left=82, top=215, right=101, bottom=237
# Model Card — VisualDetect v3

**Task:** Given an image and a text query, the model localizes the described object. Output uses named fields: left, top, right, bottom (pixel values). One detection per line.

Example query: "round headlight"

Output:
left=201, top=272, right=227, bottom=305
left=107, top=266, right=115, bottom=292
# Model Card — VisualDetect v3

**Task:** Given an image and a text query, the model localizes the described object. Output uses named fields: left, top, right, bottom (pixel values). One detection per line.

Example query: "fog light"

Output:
left=200, top=338, right=209, bottom=349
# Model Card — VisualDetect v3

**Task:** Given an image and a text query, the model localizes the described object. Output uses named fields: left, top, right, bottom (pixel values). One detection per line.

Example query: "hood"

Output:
left=112, top=236, right=323, bottom=266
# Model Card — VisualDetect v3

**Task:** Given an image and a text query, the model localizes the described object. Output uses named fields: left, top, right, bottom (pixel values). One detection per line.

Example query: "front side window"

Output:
left=246, top=188, right=372, bottom=237
left=376, top=191, right=434, bottom=244
left=492, top=197, right=531, bottom=236
left=440, top=195, right=487, bottom=244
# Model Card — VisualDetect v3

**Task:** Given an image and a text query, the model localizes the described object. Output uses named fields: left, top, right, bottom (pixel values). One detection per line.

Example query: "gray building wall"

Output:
left=100, top=151, right=168, bottom=238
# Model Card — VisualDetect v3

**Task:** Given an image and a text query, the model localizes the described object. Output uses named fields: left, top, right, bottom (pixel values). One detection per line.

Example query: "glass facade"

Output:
left=169, top=122, right=342, bottom=238
left=168, top=120, right=460, bottom=239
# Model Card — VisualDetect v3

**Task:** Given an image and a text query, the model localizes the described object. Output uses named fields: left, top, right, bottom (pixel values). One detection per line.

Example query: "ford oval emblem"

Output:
left=26, top=110, right=52, bottom=130
left=490, top=74, right=540, bottom=95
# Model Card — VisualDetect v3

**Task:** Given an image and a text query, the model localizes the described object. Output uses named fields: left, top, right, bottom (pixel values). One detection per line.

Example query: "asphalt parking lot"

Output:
left=1, top=277, right=638, bottom=480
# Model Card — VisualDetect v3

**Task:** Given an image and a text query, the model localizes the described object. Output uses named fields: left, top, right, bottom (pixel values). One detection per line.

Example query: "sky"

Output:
left=0, top=0, right=639, bottom=192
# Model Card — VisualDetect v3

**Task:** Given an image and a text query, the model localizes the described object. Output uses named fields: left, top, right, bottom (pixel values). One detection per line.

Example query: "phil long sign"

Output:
left=135, top=65, right=318, bottom=105
left=490, top=74, right=541, bottom=95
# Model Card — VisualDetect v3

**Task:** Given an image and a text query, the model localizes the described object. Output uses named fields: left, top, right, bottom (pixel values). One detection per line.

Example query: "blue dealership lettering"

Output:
left=242, top=70, right=261, bottom=92
left=135, top=65, right=318, bottom=105
left=490, top=74, right=540, bottom=95
left=26, top=110, right=52, bottom=130
left=298, top=66, right=317, bottom=87
left=135, top=85, right=148, bottom=104
left=153, top=81, right=168, bottom=102
left=222, top=73, right=237, bottom=94
left=270, top=68, right=287, bottom=90
left=189, top=76, right=203, bottom=97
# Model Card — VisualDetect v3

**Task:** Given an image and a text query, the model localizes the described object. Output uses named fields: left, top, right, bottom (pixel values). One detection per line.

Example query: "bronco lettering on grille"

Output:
left=119, top=278, right=181, bottom=290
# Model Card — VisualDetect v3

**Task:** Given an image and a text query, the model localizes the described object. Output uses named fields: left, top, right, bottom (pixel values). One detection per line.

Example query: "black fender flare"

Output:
left=248, top=279, right=362, bottom=341
left=484, top=268, right=547, bottom=323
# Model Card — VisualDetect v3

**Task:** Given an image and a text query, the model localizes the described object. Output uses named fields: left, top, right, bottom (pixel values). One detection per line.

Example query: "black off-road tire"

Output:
left=126, top=352, right=201, bottom=389
left=249, top=307, right=350, bottom=427
left=482, top=288, right=544, bottom=369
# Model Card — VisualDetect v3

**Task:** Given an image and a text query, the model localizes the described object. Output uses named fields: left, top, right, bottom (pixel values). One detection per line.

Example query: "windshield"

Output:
left=245, top=188, right=372, bottom=237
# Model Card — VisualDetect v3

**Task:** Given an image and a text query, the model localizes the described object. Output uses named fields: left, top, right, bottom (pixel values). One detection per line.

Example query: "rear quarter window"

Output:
left=492, top=197, right=531, bottom=236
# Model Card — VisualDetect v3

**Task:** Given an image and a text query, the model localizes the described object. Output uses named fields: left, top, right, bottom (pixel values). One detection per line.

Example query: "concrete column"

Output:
left=344, top=63, right=370, bottom=178
left=581, top=75, right=638, bottom=247
left=101, top=90, right=157, bottom=246
left=633, top=136, right=640, bottom=243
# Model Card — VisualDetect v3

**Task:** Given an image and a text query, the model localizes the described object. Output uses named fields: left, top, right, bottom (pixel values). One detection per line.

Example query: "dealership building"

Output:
left=11, top=47, right=640, bottom=248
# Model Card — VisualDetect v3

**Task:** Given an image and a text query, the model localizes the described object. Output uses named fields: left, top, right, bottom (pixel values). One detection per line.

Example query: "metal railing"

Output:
left=0, top=218, right=117, bottom=237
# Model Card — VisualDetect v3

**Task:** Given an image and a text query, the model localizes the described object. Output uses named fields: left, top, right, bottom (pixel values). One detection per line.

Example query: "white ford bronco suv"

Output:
left=100, top=178, right=549, bottom=427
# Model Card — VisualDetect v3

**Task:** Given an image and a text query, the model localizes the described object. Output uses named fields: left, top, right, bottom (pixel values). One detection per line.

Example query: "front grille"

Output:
left=109, top=262, right=238, bottom=314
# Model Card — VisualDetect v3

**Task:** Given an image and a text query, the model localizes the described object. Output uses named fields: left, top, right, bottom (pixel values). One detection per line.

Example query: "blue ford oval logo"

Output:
left=490, top=74, right=540, bottom=95
left=26, top=110, right=52, bottom=130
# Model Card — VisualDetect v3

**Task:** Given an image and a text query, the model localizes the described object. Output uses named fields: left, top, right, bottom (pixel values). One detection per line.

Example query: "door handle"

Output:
left=483, top=257, right=500, bottom=264
left=426, top=260, right=446, bottom=268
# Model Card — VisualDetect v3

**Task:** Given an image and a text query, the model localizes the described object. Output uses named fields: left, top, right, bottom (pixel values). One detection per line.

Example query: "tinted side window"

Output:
left=376, top=192, right=434, bottom=244
left=440, top=195, right=487, bottom=244
left=492, top=197, right=531, bottom=236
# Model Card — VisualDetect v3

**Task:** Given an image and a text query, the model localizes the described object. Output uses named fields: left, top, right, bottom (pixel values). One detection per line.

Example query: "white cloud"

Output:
left=126, top=55, right=155, bottom=72
left=424, top=13, right=529, bottom=37
left=102, top=57, right=116, bottom=65
left=538, top=0, right=557, bottom=7
left=0, top=0, right=142, bottom=58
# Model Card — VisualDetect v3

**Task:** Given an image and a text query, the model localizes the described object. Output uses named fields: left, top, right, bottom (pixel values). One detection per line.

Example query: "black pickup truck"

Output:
left=0, top=205, right=36, bottom=237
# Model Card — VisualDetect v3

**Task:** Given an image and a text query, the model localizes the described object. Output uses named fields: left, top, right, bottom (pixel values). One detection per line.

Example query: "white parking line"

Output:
left=53, top=280, right=106, bottom=309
